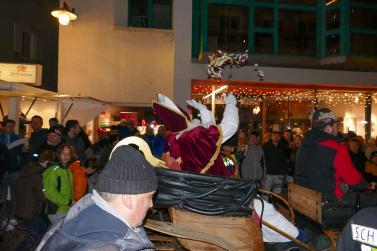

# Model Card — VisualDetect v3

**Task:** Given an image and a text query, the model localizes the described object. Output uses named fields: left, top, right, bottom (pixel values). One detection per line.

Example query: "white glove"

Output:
left=223, top=94, right=237, bottom=105
left=220, top=93, right=238, bottom=143
left=187, top=99, right=207, bottom=111
left=186, top=99, right=215, bottom=127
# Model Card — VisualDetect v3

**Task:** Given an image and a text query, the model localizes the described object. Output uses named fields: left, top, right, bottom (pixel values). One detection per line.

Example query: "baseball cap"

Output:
left=312, top=108, right=338, bottom=129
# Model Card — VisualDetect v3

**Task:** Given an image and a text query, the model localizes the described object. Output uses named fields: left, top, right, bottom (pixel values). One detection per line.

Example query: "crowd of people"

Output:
left=0, top=115, right=166, bottom=250
left=0, top=106, right=376, bottom=250
left=234, top=113, right=377, bottom=197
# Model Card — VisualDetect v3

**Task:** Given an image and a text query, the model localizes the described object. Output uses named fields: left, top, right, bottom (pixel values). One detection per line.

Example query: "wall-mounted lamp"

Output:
left=51, top=2, right=77, bottom=26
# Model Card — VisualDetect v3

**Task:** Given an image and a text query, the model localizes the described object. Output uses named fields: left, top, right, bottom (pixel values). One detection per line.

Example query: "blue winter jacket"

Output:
left=37, top=191, right=154, bottom=251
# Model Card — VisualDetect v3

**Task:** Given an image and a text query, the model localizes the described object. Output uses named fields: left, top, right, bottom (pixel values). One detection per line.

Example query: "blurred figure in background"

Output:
left=240, top=132, right=265, bottom=182
left=152, top=125, right=166, bottom=158
left=142, top=125, right=155, bottom=151
left=39, top=126, right=63, bottom=154
left=365, top=151, right=377, bottom=184
left=48, top=118, right=59, bottom=128
left=126, top=121, right=139, bottom=137
left=64, top=120, right=86, bottom=164
left=287, top=135, right=303, bottom=182
left=263, top=132, right=272, bottom=144
left=27, top=115, right=48, bottom=163
left=347, top=137, right=367, bottom=175
left=263, top=131, right=290, bottom=194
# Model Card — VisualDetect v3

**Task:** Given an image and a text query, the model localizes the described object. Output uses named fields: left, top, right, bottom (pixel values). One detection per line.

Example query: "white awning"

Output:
left=60, top=97, right=110, bottom=125
left=0, top=82, right=109, bottom=126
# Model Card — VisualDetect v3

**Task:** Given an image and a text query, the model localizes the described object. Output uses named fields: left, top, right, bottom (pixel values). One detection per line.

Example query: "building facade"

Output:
left=57, top=0, right=377, bottom=138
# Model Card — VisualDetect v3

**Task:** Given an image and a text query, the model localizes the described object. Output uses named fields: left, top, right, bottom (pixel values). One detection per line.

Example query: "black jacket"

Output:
left=262, top=141, right=289, bottom=175
left=336, top=207, right=377, bottom=251
left=295, top=129, right=363, bottom=200
left=349, top=151, right=367, bottom=175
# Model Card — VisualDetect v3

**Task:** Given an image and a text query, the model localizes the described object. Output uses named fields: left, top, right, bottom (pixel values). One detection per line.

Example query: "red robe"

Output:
left=166, top=125, right=230, bottom=177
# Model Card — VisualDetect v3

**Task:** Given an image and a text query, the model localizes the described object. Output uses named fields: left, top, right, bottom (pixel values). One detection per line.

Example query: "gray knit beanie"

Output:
left=96, top=145, right=157, bottom=194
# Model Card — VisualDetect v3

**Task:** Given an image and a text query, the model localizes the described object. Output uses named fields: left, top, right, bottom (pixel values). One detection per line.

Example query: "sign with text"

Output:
left=0, top=63, right=42, bottom=86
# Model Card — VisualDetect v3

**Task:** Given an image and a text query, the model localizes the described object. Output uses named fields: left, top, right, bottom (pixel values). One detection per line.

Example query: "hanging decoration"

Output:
left=207, top=50, right=249, bottom=80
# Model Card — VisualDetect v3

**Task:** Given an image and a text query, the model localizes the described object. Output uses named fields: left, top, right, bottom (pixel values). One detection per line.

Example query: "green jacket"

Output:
left=43, top=164, right=73, bottom=214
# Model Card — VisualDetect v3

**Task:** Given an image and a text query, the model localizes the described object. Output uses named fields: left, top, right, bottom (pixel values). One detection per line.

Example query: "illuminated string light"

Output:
left=192, top=84, right=377, bottom=107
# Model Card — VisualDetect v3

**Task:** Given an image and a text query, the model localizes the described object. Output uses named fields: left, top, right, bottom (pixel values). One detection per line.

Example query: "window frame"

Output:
left=192, top=0, right=377, bottom=58
left=127, top=0, right=172, bottom=29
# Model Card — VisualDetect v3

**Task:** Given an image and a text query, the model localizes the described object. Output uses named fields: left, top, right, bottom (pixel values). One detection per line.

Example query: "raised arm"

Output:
left=220, top=94, right=239, bottom=143
left=186, top=99, right=215, bottom=127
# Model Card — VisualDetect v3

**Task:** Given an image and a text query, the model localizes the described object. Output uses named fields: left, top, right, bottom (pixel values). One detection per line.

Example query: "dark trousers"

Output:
left=16, top=215, right=47, bottom=251
left=323, top=191, right=377, bottom=229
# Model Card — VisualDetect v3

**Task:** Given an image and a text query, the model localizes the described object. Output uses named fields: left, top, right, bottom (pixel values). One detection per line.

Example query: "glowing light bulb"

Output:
left=59, top=13, right=70, bottom=25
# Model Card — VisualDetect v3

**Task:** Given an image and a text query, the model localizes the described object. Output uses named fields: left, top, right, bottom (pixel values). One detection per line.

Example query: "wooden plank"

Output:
left=145, top=219, right=238, bottom=251
left=153, top=245, right=177, bottom=251
left=288, top=183, right=322, bottom=223
left=169, top=208, right=264, bottom=251
left=148, top=234, right=176, bottom=242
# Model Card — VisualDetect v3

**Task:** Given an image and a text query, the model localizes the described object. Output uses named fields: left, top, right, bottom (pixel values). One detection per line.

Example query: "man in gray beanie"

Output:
left=36, top=145, right=157, bottom=251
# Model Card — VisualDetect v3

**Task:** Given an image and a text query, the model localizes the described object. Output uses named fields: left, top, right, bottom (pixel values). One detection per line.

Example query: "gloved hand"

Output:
left=223, top=94, right=237, bottom=105
left=187, top=99, right=207, bottom=111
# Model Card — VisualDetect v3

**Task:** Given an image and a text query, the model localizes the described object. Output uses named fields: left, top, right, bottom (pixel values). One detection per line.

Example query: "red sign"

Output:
left=120, top=112, right=138, bottom=126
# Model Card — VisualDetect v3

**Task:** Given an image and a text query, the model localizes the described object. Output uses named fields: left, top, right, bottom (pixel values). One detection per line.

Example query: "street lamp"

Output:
left=51, top=2, right=77, bottom=26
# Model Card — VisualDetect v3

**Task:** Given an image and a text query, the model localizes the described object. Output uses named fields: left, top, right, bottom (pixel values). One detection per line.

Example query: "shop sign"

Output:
left=0, top=63, right=42, bottom=86
left=120, top=112, right=138, bottom=126
left=99, top=112, right=112, bottom=127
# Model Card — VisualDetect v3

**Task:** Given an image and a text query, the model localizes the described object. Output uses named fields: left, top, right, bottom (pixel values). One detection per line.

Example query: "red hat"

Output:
left=152, top=94, right=190, bottom=133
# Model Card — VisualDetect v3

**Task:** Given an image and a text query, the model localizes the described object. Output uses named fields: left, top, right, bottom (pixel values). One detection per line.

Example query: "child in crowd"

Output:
left=42, top=144, right=74, bottom=224
left=69, top=160, right=87, bottom=202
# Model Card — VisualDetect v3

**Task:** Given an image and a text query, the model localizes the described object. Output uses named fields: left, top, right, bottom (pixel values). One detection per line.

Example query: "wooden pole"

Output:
left=211, top=86, right=215, bottom=117
left=262, top=97, right=267, bottom=139
left=365, top=93, right=372, bottom=142
left=262, top=220, right=316, bottom=251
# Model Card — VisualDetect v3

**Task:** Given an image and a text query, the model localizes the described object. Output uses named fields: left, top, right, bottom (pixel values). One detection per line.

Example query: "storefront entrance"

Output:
left=192, top=80, right=377, bottom=140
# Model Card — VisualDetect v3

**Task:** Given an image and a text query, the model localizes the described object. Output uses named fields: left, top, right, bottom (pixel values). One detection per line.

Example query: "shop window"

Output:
left=350, top=8, right=377, bottom=30
left=326, top=34, right=340, bottom=55
left=279, top=0, right=316, bottom=5
left=278, top=10, right=316, bottom=55
left=351, top=34, right=377, bottom=56
left=326, top=9, right=340, bottom=30
left=208, top=4, right=249, bottom=52
left=254, top=7, right=274, bottom=28
left=128, top=0, right=172, bottom=29
left=254, top=33, right=273, bottom=53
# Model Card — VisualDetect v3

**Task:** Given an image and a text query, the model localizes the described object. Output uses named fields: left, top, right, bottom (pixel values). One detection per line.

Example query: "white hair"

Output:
left=99, top=192, right=124, bottom=202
